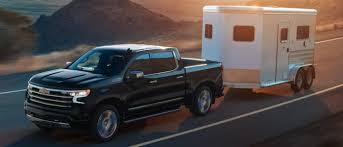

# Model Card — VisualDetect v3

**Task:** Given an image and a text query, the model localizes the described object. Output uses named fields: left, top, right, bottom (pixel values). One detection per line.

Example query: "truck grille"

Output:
left=28, top=85, right=73, bottom=109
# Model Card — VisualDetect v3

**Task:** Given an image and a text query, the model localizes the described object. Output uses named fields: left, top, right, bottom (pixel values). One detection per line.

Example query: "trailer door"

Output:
left=276, top=22, right=290, bottom=81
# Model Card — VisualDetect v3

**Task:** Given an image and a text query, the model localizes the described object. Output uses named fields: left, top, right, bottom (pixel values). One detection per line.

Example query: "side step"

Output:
left=124, top=108, right=180, bottom=123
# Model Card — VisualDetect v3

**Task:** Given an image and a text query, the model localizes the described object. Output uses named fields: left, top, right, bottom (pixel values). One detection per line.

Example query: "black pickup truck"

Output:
left=24, top=44, right=223, bottom=142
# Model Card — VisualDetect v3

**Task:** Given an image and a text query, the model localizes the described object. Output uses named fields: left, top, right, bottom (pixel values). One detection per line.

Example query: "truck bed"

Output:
left=181, top=57, right=219, bottom=67
left=181, top=57, right=223, bottom=98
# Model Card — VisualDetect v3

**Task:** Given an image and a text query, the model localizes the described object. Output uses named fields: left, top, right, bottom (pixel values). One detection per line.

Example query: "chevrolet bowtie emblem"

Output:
left=39, top=88, right=50, bottom=95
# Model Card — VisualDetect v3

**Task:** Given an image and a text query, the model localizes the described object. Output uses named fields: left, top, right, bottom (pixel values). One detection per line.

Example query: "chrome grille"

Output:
left=28, top=85, right=73, bottom=109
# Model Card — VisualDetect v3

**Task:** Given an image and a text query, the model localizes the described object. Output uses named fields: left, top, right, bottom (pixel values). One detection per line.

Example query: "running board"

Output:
left=128, top=97, right=183, bottom=111
left=124, top=108, right=180, bottom=123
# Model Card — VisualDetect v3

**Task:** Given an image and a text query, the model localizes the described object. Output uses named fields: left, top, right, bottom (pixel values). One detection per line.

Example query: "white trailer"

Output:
left=201, top=6, right=317, bottom=92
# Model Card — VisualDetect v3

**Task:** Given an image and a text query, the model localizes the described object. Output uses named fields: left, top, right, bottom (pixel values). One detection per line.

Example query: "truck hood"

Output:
left=29, top=69, right=107, bottom=89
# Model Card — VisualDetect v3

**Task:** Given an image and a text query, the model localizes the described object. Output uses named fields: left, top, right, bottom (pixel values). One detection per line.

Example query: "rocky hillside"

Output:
left=0, top=8, right=35, bottom=63
left=34, top=0, right=177, bottom=53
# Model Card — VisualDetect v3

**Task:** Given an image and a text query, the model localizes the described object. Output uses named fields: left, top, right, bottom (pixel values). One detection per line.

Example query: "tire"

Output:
left=90, top=105, right=120, bottom=142
left=304, top=66, right=315, bottom=90
left=291, top=68, right=305, bottom=92
left=189, top=86, right=213, bottom=116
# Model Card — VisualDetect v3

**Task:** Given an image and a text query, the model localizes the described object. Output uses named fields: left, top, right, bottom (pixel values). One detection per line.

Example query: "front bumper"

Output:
left=26, top=114, right=71, bottom=128
left=24, top=100, right=89, bottom=128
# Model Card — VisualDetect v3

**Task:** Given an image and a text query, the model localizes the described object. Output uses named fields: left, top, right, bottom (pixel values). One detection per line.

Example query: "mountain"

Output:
left=33, top=0, right=177, bottom=53
left=0, top=0, right=72, bottom=21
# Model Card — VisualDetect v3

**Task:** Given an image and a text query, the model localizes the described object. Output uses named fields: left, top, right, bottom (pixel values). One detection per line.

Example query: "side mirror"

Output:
left=128, top=71, right=144, bottom=80
left=66, top=62, right=72, bottom=65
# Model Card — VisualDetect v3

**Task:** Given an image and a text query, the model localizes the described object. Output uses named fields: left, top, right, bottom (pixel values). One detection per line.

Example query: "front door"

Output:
left=276, top=22, right=290, bottom=81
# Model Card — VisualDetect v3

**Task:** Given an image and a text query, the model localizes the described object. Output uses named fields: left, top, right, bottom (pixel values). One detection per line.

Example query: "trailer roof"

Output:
left=203, top=6, right=317, bottom=15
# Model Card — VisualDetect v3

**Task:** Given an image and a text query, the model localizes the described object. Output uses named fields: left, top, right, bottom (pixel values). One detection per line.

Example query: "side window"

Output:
left=297, top=26, right=310, bottom=40
left=128, top=53, right=151, bottom=74
left=205, top=24, right=213, bottom=39
left=280, top=28, right=288, bottom=42
left=150, top=51, right=177, bottom=74
left=233, top=26, right=255, bottom=42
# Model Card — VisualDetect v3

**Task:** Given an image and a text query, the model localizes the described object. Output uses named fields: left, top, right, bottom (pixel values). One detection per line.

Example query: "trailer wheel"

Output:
left=189, top=86, right=213, bottom=116
left=90, top=104, right=119, bottom=142
left=304, top=66, right=315, bottom=90
left=291, top=68, right=305, bottom=92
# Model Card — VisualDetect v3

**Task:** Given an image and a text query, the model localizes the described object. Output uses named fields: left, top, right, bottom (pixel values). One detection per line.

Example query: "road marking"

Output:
left=0, top=89, right=26, bottom=95
left=316, top=36, right=343, bottom=44
left=130, top=84, right=343, bottom=147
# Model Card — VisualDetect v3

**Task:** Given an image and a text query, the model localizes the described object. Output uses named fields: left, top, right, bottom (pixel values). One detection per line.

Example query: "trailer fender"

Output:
left=289, top=64, right=314, bottom=83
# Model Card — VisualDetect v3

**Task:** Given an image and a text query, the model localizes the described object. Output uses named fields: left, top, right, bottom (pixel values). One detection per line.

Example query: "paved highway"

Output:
left=0, top=36, right=342, bottom=147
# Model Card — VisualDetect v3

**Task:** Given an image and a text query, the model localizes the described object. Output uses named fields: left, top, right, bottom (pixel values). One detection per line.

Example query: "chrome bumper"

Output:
left=26, top=114, right=71, bottom=128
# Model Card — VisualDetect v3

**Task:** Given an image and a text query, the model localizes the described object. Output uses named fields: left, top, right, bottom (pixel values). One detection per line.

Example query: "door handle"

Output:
left=287, top=48, right=289, bottom=52
left=149, top=80, right=158, bottom=84
left=176, top=76, right=184, bottom=79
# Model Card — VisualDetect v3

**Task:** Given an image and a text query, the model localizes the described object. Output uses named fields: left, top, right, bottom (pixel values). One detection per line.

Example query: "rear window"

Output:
left=150, top=51, right=177, bottom=74
left=297, top=26, right=310, bottom=40
left=233, top=26, right=255, bottom=42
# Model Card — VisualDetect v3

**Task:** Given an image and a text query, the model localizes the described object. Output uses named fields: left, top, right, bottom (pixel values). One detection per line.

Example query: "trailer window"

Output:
left=234, top=26, right=255, bottom=42
left=280, top=28, right=288, bottom=42
left=205, top=24, right=213, bottom=39
left=297, top=26, right=310, bottom=40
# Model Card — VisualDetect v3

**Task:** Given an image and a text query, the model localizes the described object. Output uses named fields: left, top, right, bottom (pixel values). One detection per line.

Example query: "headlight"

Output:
left=68, top=90, right=90, bottom=97
left=67, top=90, right=91, bottom=104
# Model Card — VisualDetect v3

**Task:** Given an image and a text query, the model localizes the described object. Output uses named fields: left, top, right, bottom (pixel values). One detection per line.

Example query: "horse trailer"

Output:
left=202, top=6, right=317, bottom=92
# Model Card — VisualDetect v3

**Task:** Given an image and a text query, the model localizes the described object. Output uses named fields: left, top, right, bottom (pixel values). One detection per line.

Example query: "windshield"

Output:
left=68, top=49, right=127, bottom=76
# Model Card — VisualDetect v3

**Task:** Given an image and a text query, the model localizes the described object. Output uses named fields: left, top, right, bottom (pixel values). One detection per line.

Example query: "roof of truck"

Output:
left=203, top=6, right=317, bottom=14
left=94, top=44, right=171, bottom=52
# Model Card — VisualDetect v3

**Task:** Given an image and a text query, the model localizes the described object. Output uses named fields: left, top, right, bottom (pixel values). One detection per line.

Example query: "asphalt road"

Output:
left=0, top=35, right=342, bottom=147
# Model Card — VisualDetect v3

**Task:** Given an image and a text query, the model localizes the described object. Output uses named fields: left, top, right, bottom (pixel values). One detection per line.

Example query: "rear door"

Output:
left=276, top=22, right=290, bottom=81
left=146, top=50, right=185, bottom=103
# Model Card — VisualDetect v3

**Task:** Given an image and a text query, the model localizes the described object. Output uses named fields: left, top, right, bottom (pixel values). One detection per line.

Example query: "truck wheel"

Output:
left=90, top=105, right=119, bottom=142
left=291, top=68, right=305, bottom=92
left=190, top=86, right=213, bottom=116
left=304, top=66, right=315, bottom=90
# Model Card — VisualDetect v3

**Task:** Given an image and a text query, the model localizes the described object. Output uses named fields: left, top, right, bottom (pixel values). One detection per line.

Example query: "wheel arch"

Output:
left=93, top=97, right=127, bottom=122
left=289, top=64, right=315, bottom=83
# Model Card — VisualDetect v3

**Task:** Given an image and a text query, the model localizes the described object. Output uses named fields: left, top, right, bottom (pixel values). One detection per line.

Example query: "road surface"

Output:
left=0, top=36, right=342, bottom=147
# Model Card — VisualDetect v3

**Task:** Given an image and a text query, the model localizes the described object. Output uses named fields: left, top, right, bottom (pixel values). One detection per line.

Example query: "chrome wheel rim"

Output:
left=97, top=110, right=118, bottom=139
left=197, top=89, right=211, bottom=113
